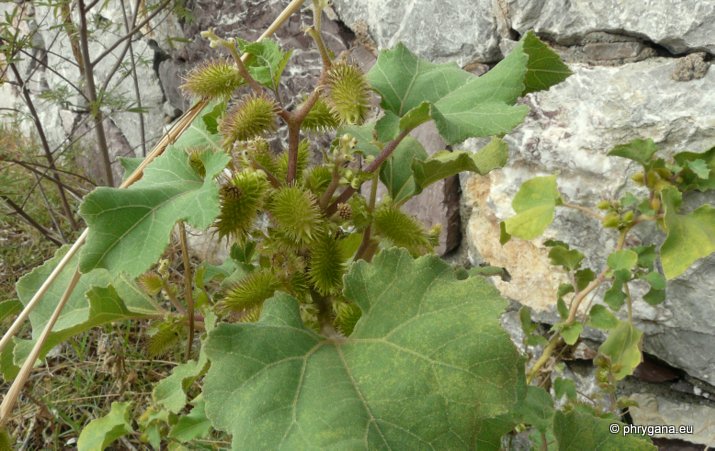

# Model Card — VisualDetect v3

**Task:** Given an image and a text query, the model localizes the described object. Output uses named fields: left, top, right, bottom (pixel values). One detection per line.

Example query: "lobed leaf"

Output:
left=203, top=248, right=523, bottom=449
left=80, top=106, right=230, bottom=277
left=12, top=246, right=160, bottom=368
left=367, top=33, right=569, bottom=144
left=237, top=38, right=292, bottom=90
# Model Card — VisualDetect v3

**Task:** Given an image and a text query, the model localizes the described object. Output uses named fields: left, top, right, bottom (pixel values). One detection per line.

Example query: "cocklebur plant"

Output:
left=502, top=138, right=714, bottom=444
left=2, top=1, right=699, bottom=449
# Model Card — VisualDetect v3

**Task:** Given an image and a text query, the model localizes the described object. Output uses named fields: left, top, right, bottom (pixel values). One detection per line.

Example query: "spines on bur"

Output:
left=219, top=95, right=278, bottom=147
left=181, top=59, right=243, bottom=100
left=325, top=62, right=371, bottom=125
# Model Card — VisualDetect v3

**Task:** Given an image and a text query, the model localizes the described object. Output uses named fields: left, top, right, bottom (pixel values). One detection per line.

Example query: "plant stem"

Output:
left=6, top=61, right=78, bottom=229
left=527, top=228, right=630, bottom=383
left=354, top=173, right=379, bottom=262
left=327, top=128, right=412, bottom=215
left=0, top=268, right=82, bottom=428
left=306, top=26, right=331, bottom=69
left=562, top=202, right=602, bottom=221
left=178, top=222, right=195, bottom=360
left=319, top=160, right=342, bottom=209
left=1, top=194, right=63, bottom=245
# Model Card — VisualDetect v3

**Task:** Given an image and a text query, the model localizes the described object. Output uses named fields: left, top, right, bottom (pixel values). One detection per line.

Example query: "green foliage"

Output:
left=598, top=321, right=643, bottom=380
left=77, top=401, right=134, bottom=451
left=236, top=38, right=292, bottom=90
left=553, top=405, right=655, bottom=450
left=203, top=249, right=524, bottom=449
left=411, top=137, right=509, bottom=195
left=7, top=14, right=679, bottom=449
left=660, top=188, right=715, bottom=279
left=367, top=32, right=569, bottom=144
left=503, top=175, right=562, bottom=240
left=79, top=105, right=230, bottom=277
left=11, top=246, right=161, bottom=368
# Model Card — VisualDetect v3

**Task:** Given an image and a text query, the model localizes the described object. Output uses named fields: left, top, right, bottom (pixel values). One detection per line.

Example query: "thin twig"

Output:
left=0, top=269, right=82, bottom=428
left=77, top=0, right=115, bottom=186
left=91, top=0, right=172, bottom=66
left=1, top=195, right=63, bottom=245
left=5, top=59, right=79, bottom=229
left=121, top=0, right=147, bottom=156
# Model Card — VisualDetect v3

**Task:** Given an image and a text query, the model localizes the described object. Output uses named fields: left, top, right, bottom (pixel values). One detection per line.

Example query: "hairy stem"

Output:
left=328, top=128, right=412, bottom=215
left=354, top=173, right=379, bottom=262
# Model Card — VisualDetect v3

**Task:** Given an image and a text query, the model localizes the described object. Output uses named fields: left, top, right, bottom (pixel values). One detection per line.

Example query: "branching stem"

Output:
left=328, top=128, right=412, bottom=215
left=526, top=228, right=629, bottom=384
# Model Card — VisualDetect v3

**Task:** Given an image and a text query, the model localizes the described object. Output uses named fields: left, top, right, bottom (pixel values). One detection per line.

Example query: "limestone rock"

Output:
left=672, top=52, right=710, bottom=81
left=331, top=0, right=501, bottom=64
left=463, top=58, right=715, bottom=383
left=506, top=0, right=715, bottom=55
left=628, top=393, right=715, bottom=446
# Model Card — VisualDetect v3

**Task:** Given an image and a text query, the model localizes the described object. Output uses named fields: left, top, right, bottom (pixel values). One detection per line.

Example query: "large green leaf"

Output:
left=367, top=32, right=569, bottom=144
left=503, top=175, right=562, bottom=240
left=203, top=248, right=523, bottom=449
left=12, top=246, right=161, bottom=367
left=77, top=401, right=134, bottom=451
left=79, top=108, right=230, bottom=276
left=412, top=137, right=508, bottom=195
left=553, top=405, right=654, bottom=450
left=660, top=188, right=715, bottom=279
